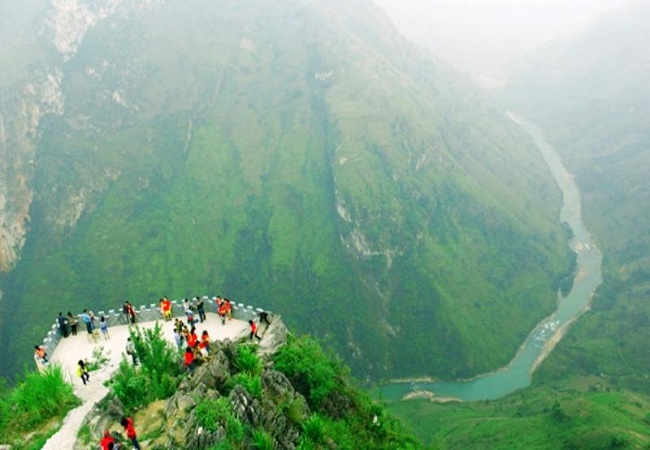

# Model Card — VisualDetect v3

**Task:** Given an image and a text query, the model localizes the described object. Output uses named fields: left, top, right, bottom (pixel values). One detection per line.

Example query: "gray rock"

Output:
left=258, top=315, right=288, bottom=357
left=207, top=350, right=231, bottom=388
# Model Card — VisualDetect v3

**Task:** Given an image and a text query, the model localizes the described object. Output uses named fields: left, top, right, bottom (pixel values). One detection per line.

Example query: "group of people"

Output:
left=43, top=294, right=273, bottom=377
left=55, top=309, right=112, bottom=341
left=100, top=416, right=141, bottom=450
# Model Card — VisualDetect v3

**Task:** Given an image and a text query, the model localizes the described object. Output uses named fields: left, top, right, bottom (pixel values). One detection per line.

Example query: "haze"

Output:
left=373, top=0, right=628, bottom=76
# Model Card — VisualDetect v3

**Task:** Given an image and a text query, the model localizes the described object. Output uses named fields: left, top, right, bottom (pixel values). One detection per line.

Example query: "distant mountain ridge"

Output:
left=0, top=0, right=571, bottom=381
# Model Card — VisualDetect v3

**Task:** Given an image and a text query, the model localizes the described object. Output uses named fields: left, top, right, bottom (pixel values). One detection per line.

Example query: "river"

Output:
left=380, top=113, right=603, bottom=402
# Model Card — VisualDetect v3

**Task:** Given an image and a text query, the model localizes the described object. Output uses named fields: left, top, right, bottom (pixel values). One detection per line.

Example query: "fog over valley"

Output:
left=374, top=0, right=629, bottom=75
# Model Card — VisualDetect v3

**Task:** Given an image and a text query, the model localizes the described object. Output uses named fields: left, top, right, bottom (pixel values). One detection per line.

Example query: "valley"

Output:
left=0, top=0, right=572, bottom=383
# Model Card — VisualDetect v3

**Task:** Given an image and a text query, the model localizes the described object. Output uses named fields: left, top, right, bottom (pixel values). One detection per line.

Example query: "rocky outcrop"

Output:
left=48, top=0, right=165, bottom=60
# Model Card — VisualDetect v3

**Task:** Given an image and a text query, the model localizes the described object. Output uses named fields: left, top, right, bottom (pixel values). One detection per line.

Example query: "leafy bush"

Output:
left=230, top=373, right=263, bottom=399
left=280, top=397, right=307, bottom=425
left=251, top=428, right=274, bottom=450
left=131, top=323, right=181, bottom=376
left=111, top=359, right=149, bottom=410
left=302, top=414, right=325, bottom=444
left=234, top=345, right=262, bottom=376
left=272, top=336, right=341, bottom=408
left=110, top=324, right=182, bottom=411
left=196, top=397, right=245, bottom=447
left=11, top=364, right=79, bottom=428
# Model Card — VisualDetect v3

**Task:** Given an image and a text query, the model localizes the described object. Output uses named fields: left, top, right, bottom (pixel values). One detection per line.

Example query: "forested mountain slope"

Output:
left=0, top=0, right=571, bottom=380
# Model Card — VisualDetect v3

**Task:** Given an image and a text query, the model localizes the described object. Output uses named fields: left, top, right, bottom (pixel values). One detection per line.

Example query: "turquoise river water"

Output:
left=380, top=113, right=603, bottom=402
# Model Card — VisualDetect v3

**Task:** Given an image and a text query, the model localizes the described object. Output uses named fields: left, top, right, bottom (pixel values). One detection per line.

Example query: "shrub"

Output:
left=302, top=414, right=326, bottom=444
left=251, top=428, right=274, bottom=450
left=234, top=345, right=262, bottom=376
left=272, top=336, right=341, bottom=409
left=230, top=373, right=263, bottom=399
left=11, top=364, right=79, bottom=428
left=280, top=397, right=307, bottom=425
left=111, top=359, right=149, bottom=410
left=111, top=323, right=183, bottom=411
left=131, top=323, right=181, bottom=376
left=196, top=397, right=245, bottom=446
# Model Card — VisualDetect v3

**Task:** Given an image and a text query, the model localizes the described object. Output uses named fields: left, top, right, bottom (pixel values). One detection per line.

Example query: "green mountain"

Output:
left=0, top=0, right=571, bottom=381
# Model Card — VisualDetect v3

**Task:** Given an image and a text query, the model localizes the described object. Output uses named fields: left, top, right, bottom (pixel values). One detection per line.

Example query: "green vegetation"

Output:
left=0, top=0, right=572, bottom=386
left=0, top=365, right=79, bottom=449
left=388, top=383, right=650, bottom=449
left=275, top=335, right=421, bottom=450
left=109, top=323, right=182, bottom=412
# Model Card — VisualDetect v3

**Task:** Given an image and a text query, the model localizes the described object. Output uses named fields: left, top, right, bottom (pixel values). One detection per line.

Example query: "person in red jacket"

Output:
left=120, top=416, right=140, bottom=450
left=200, top=330, right=211, bottom=353
left=184, top=346, right=195, bottom=376
left=224, top=298, right=233, bottom=321
left=100, top=429, right=114, bottom=450
left=217, top=299, right=227, bottom=325
left=248, top=319, right=261, bottom=341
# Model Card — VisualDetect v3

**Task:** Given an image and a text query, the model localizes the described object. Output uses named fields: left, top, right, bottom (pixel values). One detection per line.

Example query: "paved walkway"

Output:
left=42, top=313, right=249, bottom=450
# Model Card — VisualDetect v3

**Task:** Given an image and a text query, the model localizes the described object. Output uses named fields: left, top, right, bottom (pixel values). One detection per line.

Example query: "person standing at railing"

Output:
left=57, top=312, right=69, bottom=338
left=196, top=296, right=206, bottom=323
left=123, top=301, right=137, bottom=325
left=80, top=309, right=95, bottom=334
left=217, top=298, right=227, bottom=325
left=67, top=312, right=78, bottom=336
left=161, top=297, right=172, bottom=321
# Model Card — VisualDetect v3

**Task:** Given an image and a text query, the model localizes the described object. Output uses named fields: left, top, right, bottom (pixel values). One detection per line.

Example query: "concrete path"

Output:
left=41, top=313, right=249, bottom=450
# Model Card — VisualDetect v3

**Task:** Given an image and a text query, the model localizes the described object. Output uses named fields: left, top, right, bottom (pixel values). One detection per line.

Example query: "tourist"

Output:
left=125, top=337, right=138, bottom=366
left=173, top=328, right=183, bottom=350
left=99, top=315, right=110, bottom=340
left=186, top=326, right=198, bottom=349
left=248, top=319, right=261, bottom=341
left=57, top=312, right=69, bottom=338
left=77, top=360, right=90, bottom=385
left=80, top=309, right=95, bottom=334
left=100, top=430, right=115, bottom=450
left=123, top=301, right=137, bottom=325
left=184, top=346, right=195, bottom=377
left=196, top=296, right=206, bottom=323
left=120, top=416, right=141, bottom=450
left=217, top=298, right=227, bottom=325
left=259, top=311, right=271, bottom=327
left=67, top=311, right=78, bottom=335
left=34, top=345, right=48, bottom=372
left=162, top=297, right=172, bottom=321
left=225, top=298, right=232, bottom=321
left=200, top=330, right=210, bottom=355
left=100, top=429, right=113, bottom=450
left=186, top=307, right=195, bottom=327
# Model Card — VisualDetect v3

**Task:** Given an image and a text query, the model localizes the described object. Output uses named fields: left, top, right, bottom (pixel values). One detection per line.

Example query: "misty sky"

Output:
left=374, top=0, right=629, bottom=75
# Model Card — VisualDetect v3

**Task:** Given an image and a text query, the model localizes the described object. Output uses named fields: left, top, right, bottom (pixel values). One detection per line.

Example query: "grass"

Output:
left=0, top=365, right=79, bottom=449
left=387, top=382, right=650, bottom=449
